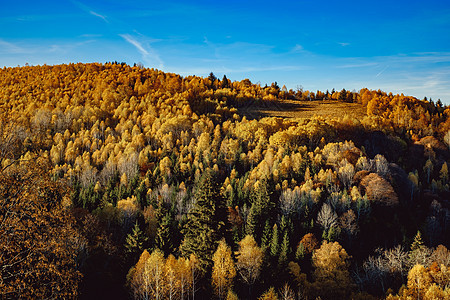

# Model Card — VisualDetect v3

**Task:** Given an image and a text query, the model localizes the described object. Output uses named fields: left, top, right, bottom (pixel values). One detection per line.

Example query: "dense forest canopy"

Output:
left=0, top=63, right=449, bottom=299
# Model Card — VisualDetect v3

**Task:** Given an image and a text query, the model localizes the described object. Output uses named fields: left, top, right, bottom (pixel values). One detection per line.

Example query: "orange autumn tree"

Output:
left=311, top=241, right=353, bottom=299
left=235, top=235, right=264, bottom=297
left=212, top=240, right=236, bottom=299
left=0, top=159, right=82, bottom=299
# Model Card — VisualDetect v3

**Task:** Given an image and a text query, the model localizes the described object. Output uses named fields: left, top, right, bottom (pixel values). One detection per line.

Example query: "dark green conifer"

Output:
left=245, top=180, right=273, bottom=242
left=261, top=220, right=272, bottom=252
left=208, top=72, right=217, bottom=89
left=279, top=231, right=290, bottom=266
left=125, top=222, right=148, bottom=258
left=221, top=75, right=229, bottom=88
left=270, top=224, right=279, bottom=258
left=245, top=204, right=258, bottom=238
left=155, top=212, right=176, bottom=255
left=280, top=215, right=287, bottom=233
left=180, top=171, right=228, bottom=273
left=296, top=242, right=305, bottom=261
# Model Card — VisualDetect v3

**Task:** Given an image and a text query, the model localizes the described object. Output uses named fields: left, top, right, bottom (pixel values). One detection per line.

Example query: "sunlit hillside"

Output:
left=1, top=63, right=449, bottom=300
left=238, top=98, right=367, bottom=120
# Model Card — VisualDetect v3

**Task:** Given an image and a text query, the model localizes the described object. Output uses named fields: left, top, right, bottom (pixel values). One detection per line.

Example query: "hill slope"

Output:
left=0, top=63, right=449, bottom=300
left=239, top=99, right=367, bottom=119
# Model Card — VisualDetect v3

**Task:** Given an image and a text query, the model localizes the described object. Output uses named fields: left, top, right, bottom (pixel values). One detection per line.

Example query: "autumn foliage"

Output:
left=0, top=63, right=449, bottom=299
left=0, top=160, right=81, bottom=299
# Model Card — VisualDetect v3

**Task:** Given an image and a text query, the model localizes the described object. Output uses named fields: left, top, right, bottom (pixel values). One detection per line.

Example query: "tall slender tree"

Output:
left=270, top=224, right=280, bottom=258
left=125, top=221, right=148, bottom=260
left=212, top=240, right=236, bottom=299
left=180, top=171, right=228, bottom=273
left=236, top=235, right=263, bottom=297
left=246, top=180, right=274, bottom=243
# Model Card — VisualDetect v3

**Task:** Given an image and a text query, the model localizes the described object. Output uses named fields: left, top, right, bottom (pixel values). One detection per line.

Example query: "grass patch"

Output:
left=238, top=99, right=367, bottom=120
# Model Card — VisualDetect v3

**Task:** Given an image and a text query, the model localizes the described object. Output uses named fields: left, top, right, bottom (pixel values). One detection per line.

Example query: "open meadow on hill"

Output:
left=238, top=99, right=367, bottom=120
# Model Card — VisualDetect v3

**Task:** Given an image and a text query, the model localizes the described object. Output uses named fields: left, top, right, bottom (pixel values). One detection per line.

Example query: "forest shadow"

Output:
left=237, top=99, right=367, bottom=120
left=237, top=99, right=308, bottom=119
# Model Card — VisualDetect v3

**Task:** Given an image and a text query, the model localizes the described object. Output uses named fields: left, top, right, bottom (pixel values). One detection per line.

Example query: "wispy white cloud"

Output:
left=381, top=52, right=450, bottom=64
left=339, top=42, right=350, bottom=47
left=48, top=40, right=95, bottom=54
left=292, top=44, right=304, bottom=53
left=220, top=65, right=304, bottom=74
left=71, top=0, right=108, bottom=23
left=333, top=52, right=450, bottom=70
left=119, top=34, right=164, bottom=68
left=0, top=39, right=29, bottom=54
left=79, top=34, right=103, bottom=38
left=0, top=38, right=106, bottom=68
left=289, top=44, right=318, bottom=57
left=199, top=38, right=277, bottom=61
left=168, top=64, right=304, bottom=77
left=375, top=65, right=389, bottom=78
left=336, top=62, right=378, bottom=69
left=89, top=10, right=108, bottom=23
left=115, top=4, right=210, bottom=19
left=400, top=72, right=450, bottom=92
left=216, top=41, right=276, bottom=57
left=120, top=34, right=148, bottom=55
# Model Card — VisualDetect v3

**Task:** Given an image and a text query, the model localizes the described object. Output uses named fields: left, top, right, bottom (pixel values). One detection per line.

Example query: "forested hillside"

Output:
left=0, top=63, right=449, bottom=299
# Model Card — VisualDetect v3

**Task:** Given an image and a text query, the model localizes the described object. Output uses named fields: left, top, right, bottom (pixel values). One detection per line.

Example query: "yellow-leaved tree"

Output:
left=406, top=264, right=432, bottom=300
left=311, top=241, right=353, bottom=299
left=212, top=240, right=236, bottom=299
left=128, top=249, right=197, bottom=300
left=128, top=249, right=165, bottom=300
left=259, top=287, right=279, bottom=300
left=235, top=235, right=263, bottom=297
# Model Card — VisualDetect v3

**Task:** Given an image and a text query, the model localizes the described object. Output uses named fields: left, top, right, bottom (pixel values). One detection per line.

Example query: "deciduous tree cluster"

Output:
left=0, top=63, right=449, bottom=299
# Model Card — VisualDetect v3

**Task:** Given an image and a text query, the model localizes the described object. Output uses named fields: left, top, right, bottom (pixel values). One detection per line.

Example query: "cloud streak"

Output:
left=120, top=34, right=148, bottom=55
left=89, top=10, right=108, bottom=23
left=0, top=39, right=29, bottom=54
left=119, top=34, right=163, bottom=68
left=292, top=44, right=304, bottom=52
left=375, top=65, right=389, bottom=78
left=336, top=62, right=378, bottom=69
left=71, top=0, right=108, bottom=23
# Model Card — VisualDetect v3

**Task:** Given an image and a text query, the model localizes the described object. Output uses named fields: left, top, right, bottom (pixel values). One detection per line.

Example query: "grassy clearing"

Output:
left=238, top=99, right=367, bottom=120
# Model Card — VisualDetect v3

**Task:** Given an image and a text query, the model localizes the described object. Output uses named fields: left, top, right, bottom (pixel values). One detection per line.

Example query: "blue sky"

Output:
left=2, top=0, right=450, bottom=102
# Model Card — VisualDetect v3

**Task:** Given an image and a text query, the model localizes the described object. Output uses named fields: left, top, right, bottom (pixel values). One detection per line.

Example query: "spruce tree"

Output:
left=280, top=215, right=287, bottom=233
left=245, top=180, right=274, bottom=243
left=154, top=196, right=177, bottom=255
left=270, top=224, right=279, bottom=258
left=221, top=75, right=229, bottom=88
left=296, top=242, right=305, bottom=261
left=155, top=212, right=176, bottom=255
left=208, top=72, right=217, bottom=89
left=279, top=231, right=290, bottom=266
left=261, top=220, right=272, bottom=252
left=245, top=204, right=258, bottom=239
left=180, top=171, right=228, bottom=274
left=125, top=222, right=148, bottom=259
